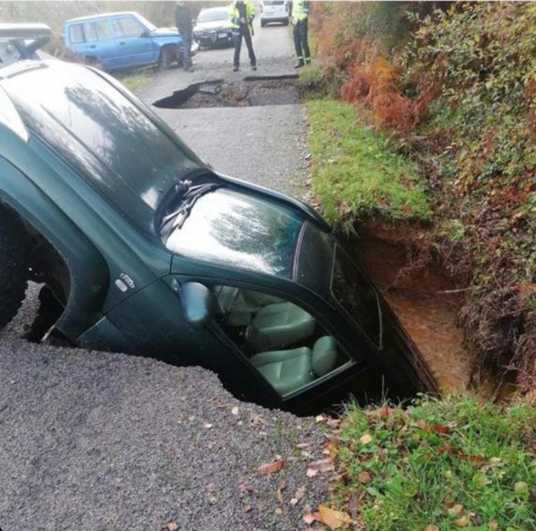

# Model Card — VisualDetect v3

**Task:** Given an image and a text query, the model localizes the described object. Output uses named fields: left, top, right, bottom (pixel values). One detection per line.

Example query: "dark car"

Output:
left=193, top=7, right=233, bottom=49
left=0, top=28, right=437, bottom=414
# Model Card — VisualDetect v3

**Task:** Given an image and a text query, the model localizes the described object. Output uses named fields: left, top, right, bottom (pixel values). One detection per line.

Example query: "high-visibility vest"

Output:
left=229, top=0, right=256, bottom=30
left=292, top=0, right=309, bottom=22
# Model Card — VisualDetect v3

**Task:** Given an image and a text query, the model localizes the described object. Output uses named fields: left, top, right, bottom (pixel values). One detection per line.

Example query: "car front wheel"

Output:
left=0, top=206, right=29, bottom=330
left=159, top=46, right=176, bottom=70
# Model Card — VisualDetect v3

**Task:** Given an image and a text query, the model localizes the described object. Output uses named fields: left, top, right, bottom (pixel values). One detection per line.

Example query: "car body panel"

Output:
left=261, top=0, right=290, bottom=24
left=64, top=11, right=183, bottom=71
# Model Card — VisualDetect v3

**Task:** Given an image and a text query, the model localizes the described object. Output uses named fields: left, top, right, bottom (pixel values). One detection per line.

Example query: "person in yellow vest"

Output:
left=291, top=0, right=310, bottom=68
left=229, top=0, right=257, bottom=72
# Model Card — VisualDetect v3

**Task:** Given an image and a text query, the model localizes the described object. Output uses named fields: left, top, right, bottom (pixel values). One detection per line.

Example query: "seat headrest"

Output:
left=312, top=336, right=338, bottom=376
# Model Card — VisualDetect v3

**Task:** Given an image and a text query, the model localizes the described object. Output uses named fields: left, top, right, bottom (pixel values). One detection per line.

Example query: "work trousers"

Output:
left=181, top=34, right=192, bottom=68
left=293, top=18, right=310, bottom=63
left=233, top=26, right=256, bottom=67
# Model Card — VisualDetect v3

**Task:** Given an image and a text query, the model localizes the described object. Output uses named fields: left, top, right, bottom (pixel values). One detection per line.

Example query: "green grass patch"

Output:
left=332, top=396, right=536, bottom=530
left=116, top=71, right=151, bottom=93
left=307, top=99, right=430, bottom=227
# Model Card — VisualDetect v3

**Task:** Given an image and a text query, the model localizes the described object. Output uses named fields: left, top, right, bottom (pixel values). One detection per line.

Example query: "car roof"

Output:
left=65, top=12, right=140, bottom=24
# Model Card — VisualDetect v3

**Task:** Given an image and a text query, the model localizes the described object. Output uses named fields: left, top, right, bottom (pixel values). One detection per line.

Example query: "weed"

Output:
left=332, top=396, right=536, bottom=530
left=306, top=99, right=430, bottom=228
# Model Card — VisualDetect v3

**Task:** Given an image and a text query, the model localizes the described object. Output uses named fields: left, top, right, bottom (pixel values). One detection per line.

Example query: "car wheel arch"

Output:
left=0, top=158, right=110, bottom=341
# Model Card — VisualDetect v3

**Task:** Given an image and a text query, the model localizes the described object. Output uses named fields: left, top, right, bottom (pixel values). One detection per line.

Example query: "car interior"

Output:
left=213, top=285, right=348, bottom=396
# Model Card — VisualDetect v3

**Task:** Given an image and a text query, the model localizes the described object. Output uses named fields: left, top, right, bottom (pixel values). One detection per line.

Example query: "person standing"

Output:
left=229, top=0, right=257, bottom=72
left=175, top=1, right=193, bottom=71
left=291, top=0, right=310, bottom=68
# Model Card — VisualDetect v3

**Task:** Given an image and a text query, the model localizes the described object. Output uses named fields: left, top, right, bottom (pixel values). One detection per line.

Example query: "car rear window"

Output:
left=198, top=9, right=228, bottom=23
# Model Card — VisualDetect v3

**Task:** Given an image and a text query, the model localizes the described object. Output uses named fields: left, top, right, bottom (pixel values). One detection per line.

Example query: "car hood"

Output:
left=151, top=27, right=181, bottom=38
left=1, top=60, right=204, bottom=232
left=194, top=21, right=232, bottom=32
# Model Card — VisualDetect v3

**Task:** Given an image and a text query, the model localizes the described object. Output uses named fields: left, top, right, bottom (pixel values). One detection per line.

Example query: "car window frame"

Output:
left=68, top=23, right=85, bottom=44
left=191, top=277, right=356, bottom=401
left=112, top=15, right=146, bottom=39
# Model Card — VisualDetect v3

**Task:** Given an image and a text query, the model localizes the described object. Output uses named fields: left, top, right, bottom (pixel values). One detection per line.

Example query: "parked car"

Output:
left=0, top=23, right=52, bottom=66
left=193, top=7, right=233, bottom=49
left=260, top=0, right=290, bottom=27
left=0, top=28, right=437, bottom=414
left=64, top=11, right=185, bottom=71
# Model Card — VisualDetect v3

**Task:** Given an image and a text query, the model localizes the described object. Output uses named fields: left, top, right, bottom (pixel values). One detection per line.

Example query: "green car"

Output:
left=0, top=25, right=436, bottom=414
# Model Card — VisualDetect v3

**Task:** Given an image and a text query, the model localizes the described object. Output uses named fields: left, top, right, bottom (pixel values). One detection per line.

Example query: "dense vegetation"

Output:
left=306, top=1, right=536, bottom=396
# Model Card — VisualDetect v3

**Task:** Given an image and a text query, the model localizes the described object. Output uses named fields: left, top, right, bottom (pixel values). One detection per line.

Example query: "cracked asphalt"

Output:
left=0, top=17, right=324, bottom=531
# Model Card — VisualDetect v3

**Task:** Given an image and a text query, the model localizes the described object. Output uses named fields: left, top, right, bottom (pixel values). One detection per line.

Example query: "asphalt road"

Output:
left=137, top=20, right=309, bottom=199
left=0, top=16, right=322, bottom=531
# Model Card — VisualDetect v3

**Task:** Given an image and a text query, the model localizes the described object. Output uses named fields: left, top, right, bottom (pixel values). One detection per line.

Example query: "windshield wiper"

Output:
left=160, top=181, right=219, bottom=237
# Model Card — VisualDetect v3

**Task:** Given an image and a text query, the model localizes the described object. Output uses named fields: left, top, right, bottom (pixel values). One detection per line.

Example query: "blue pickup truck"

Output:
left=64, top=11, right=185, bottom=71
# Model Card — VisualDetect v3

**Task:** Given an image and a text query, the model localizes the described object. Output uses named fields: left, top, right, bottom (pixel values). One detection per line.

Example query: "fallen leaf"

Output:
left=447, top=504, right=464, bottom=517
left=454, top=515, right=470, bottom=527
left=167, top=523, right=178, bottom=531
left=296, top=442, right=311, bottom=449
left=290, top=486, right=306, bottom=506
left=358, top=470, right=372, bottom=484
left=258, top=458, right=285, bottom=475
left=326, top=418, right=341, bottom=428
left=424, top=526, right=439, bottom=531
left=276, top=480, right=287, bottom=503
left=488, top=521, right=498, bottom=530
left=243, top=505, right=252, bottom=513
left=303, top=512, right=319, bottom=525
left=315, top=414, right=327, bottom=423
left=324, top=438, right=339, bottom=459
left=317, top=504, right=353, bottom=530
left=306, top=457, right=335, bottom=477
left=360, top=433, right=373, bottom=445
left=275, top=507, right=283, bottom=515
left=431, top=423, right=451, bottom=434
left=348, top=494, right=360, bottom=521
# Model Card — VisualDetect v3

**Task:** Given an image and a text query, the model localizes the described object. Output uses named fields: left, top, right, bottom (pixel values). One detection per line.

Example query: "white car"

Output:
left=260, top=0, right=290, bottom=27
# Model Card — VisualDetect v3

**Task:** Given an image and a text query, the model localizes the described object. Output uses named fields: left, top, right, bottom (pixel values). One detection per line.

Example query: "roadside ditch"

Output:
left=154, top=76, right=474, bottom=399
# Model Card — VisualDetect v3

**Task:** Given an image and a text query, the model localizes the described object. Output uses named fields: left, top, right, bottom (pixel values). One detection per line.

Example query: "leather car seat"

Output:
left=245, top=301, right=316, bottom=351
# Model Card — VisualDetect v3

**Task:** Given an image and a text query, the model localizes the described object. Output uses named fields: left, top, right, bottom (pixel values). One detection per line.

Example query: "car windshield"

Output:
left=198, top=9, right=228, bottom=23
left=133, top=13, right=157, bottom=32
left=0, top=41, right=22, bottom=66
left=331, top=246, right=382, bottom=347
left=165, top=188, right=303, bottom=277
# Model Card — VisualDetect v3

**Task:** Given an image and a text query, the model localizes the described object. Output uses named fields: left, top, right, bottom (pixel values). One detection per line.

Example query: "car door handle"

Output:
left=119, top=41, right=126, bottom=45
left=89, top=44, right=96, bottom=49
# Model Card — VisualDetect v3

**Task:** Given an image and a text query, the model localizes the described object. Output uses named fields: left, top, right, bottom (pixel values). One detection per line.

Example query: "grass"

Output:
left=331, top=396, right=536, bottom=530
left=116, top=71, right=152, bottom=93
left=306, top=99, right=430, bottom=228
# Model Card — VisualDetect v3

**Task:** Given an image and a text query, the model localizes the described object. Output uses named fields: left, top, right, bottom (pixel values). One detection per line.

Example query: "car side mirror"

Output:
left=140, top=30, right=150, bottom=38
left=181, top=282, right=215, bottom=327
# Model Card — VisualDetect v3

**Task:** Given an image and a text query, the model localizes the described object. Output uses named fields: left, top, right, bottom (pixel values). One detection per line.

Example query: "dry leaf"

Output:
left=454, top=515, right=470, bottom=527
left=488, top=521, right=498, bottom=530
left=296, top=442, right=311, bottom=449
left=317, top=504, right=353, bottom=530
left=360, top=433, right=373, bottom=445
left=258, top=458, right=285, bottom=475
left=431, top=423, right=451, bottom=434
left=303, top=512, right=319, bottom=525
left=358, top=470, right=372, bottom=484
left=327, top=418, right=341, bottom=428
left=243, top=505, right=252, bottom=513
left=307, top=457, right=335, bottom=477
left=167, top=523, right=178, bottom=531
left=324, top=438, right=339, bottom=459
left=424, top=526, right=439, bottom=531
left=276, top=480, right=287, bottom=503
left=315, top=414, right=327, bottom=423
left=447, top=504, right=464, bottom=517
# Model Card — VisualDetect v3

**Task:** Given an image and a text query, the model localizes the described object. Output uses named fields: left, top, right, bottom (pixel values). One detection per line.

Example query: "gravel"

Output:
left=0, top=287, right=328, bottom=531
left=0, top=20, right=322, bottom=531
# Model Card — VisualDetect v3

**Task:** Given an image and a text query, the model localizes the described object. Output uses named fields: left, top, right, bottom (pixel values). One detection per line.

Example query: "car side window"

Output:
left=84, top=22, right=99, bottom=42
left=69, top=24, right=85, bottom=44
left=113, top=16, right=145, bottom=38
left=212, top=285, right=350, bottom=397
left=85, top=20, right=113, bottom=42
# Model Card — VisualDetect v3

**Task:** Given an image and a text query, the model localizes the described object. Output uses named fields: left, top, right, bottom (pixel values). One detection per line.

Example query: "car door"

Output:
left=82, top=18, right=118, bottom=70
left=111, top=15, right=155, bottom=68
left=209, top=283, right=354, bottom=404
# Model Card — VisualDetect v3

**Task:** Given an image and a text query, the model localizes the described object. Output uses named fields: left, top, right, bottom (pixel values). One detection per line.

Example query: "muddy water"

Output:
left=356, top=227, right=472, bottom=393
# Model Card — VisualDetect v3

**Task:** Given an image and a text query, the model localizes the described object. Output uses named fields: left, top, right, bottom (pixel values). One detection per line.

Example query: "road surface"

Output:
left=0, top=15, right=322, bottom=531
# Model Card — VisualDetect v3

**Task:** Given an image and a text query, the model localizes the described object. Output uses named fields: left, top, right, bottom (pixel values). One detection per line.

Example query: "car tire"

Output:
left=159, top=46, right=176, bottom=70
left=0, top=206, right=29, bottom=330
left=84, top=56, right=104, bottom=70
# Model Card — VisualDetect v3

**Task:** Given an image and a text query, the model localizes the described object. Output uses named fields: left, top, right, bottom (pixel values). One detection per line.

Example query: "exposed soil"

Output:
left=153, top=77, right=299, bottom=109
left=355, top=223, right=473, bottom=393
